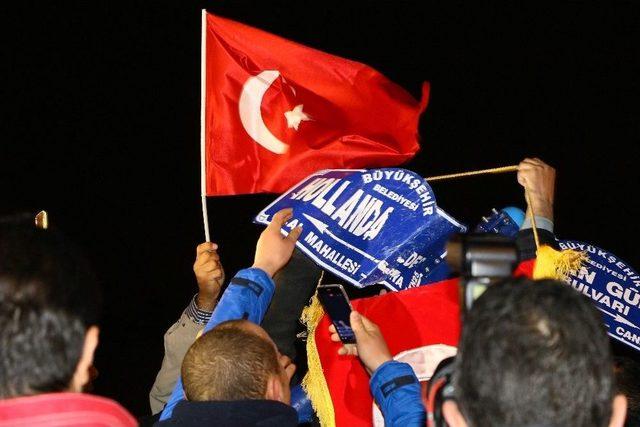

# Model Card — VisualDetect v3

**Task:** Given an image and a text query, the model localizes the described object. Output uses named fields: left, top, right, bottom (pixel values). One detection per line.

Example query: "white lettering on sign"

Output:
left=290, top=178, right=334, bottom=201
left=606, top=282, right=640, bottom=307
left=397, top=252, right=427, bottom=269
left=577, top=267, right=596, bottom=284
left=408, top=271, right=424, bottom=288
left=560, top=242, right=640, bottom=287
left=616, top=326, right=640, bottom=345
left=377, top=261, right=403, bottom=288
left=291, top=178, right=394, bottom=241
left=568, top=279, right=632, bottom=316
left=361, top=170, right=435, bottom=216
left=303, top=231, right=361, bottom=274
left=371, top=184, right=419, bottom=211
left=570, top=260, right=627, bottom=282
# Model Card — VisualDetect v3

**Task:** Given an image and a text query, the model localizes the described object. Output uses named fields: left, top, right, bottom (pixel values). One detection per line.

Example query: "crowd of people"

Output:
left=0, top=158, right=638, bottom=427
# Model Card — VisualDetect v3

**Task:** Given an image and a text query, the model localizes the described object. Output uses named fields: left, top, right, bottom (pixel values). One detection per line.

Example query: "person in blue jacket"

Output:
left=158, top=206, right=423, bottom=426
left=158, top=208, right=302, bottom=423
left=328, top=310, right=427, bottom=426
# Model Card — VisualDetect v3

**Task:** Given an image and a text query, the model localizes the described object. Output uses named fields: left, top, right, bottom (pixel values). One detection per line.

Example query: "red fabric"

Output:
left=317, top=261, right=534, bottom=426
left=315, top=279, right=460, bottom=426
left=514, top=259, right=535, bottom=278
left=0, top=392, right=137, bottom=427
left=204, top=13, right=428, bottom=195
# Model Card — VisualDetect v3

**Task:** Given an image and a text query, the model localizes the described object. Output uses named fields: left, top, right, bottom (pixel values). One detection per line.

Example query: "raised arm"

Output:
left=160, top=209, right=301, bottom=420
left=149, top=242, right=225, bottom=414
left=329, top=312, right=426, bottom=427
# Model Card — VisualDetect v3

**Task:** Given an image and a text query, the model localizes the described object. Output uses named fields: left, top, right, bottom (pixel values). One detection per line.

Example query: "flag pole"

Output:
left=200, top=9, right=211, bottom=242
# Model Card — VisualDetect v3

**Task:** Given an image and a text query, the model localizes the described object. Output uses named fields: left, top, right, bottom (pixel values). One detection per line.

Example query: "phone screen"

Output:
left=317, top=284, right=356, bottom=344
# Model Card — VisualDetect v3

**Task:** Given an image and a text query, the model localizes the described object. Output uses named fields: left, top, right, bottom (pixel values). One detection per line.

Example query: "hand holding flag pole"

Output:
left=196, top=10, right=584, bottom=279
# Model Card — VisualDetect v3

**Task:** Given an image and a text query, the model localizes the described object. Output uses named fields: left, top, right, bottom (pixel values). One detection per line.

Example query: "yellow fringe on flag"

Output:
left=300, top=295, right=336, bottom=427
left=533, top=245, right=589, bottom=281
left=524, top=189, right=588, bottom=282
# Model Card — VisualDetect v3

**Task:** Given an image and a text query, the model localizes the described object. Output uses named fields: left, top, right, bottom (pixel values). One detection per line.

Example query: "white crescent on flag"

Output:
left=238, top=70, right=289, bottom=154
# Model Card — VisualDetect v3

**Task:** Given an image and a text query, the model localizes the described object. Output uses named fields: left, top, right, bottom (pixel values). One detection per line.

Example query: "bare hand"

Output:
left=193, top=242, right=225, bottom=311
left=278, top=354, right=296, bottom=382
left=517, top=157, right=555, bottom=220
left=329, top=311, right=392, bottom=375
left=252, top=208, right=303, bottom=277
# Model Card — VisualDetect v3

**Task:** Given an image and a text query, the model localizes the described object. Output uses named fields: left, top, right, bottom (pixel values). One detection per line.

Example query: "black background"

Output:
left=1, top=1, right=638, bottom=415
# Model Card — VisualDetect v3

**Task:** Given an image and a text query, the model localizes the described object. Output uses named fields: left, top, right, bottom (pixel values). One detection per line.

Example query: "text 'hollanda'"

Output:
left=291, top=178, right=394, bottom=241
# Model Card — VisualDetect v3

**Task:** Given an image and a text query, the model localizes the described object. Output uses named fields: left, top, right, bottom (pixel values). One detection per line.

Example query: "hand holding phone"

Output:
left=318, top=284, right=393, bottom=373
left=317, top=284, right=356, bottom=344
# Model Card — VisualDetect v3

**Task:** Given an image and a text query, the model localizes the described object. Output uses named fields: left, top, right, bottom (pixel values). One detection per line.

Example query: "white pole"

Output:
left=200, top=9, right=211, bottom=242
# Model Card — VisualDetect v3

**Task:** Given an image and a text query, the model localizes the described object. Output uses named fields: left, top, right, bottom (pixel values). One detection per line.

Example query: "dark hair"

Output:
left=454, top=278, right=615, bottom=427
left=614, top=356, right=640, bottom=425
left=0, top=225, right=101, bottom=398
left=181, top=320, right=281, bottom=401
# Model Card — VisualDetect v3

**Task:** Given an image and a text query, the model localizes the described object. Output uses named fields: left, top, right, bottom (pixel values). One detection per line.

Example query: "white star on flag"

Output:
left=284, top=104, right=311, bottom=131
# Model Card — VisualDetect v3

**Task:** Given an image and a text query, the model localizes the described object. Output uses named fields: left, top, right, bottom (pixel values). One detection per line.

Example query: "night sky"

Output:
left=1, top=1, right=639, bottom=415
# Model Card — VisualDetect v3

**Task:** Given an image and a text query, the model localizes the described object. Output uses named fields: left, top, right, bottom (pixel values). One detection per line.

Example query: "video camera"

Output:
left=426, top=233, right=518, bottom=427
left=446, top=233, right=518, bottom=313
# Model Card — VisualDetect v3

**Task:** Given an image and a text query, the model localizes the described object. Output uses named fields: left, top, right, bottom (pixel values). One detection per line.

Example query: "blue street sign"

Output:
left=560, top=240, right=640, bottom=352
left=255, top=168, right=466, bottom=291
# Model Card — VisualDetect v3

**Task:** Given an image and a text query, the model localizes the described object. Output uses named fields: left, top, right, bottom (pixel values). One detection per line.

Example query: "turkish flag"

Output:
left=307, top=280, right=460, bottom=426
left=307, top=258, right=536, bottom=426
left=203, top=12, right=429, bottom=195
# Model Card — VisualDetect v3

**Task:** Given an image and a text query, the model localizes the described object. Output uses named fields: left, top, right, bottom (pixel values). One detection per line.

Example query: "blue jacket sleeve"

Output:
left=370, top=360, right=426, bottom=427
left=159, top=268, right=275, bottom=421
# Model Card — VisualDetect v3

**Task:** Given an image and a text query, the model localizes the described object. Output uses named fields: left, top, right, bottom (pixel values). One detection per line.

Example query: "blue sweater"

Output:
left=159, top=268, right=275, bottom=420
left=160, top=267, right=426, bottom=426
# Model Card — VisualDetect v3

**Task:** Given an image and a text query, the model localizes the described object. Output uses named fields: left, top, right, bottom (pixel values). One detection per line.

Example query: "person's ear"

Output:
left=70, top=326, right=99, bottom=392
left=265, top=374, right=285, bottom=403
left=442, top=400, right=468, bottom=427
left=608, top=394, right=627, bottom=427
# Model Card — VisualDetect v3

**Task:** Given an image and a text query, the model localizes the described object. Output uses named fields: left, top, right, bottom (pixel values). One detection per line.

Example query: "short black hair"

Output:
left=0, top=224, right=101, bottom=398
left=454, top=278, right=615, bottom=427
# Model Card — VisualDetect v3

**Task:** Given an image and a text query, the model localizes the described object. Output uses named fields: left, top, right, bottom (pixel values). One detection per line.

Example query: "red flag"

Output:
left=202, top=12, right=429, bottom=195
left=303, top=260, right=535, bottom=426
left=304, top=279, right=460, bottom=426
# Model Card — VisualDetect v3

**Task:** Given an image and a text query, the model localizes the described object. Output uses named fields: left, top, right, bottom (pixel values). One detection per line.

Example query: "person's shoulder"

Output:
left=156, top=399, right=297, bottom=427
left=0, top=392, right=137, bottom=427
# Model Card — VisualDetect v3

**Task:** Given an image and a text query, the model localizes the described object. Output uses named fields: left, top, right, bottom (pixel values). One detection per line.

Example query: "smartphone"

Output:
left=317, top=284, right=356, bottom=344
